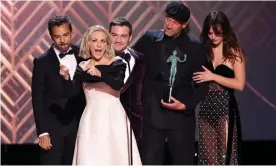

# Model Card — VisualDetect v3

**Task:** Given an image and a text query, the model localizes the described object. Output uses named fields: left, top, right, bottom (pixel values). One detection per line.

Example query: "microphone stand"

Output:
left=125, top=54, right=133, bottom=165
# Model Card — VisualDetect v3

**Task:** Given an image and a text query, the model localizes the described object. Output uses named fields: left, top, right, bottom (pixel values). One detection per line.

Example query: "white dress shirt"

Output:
left=54, top=47, right=77, bottom=80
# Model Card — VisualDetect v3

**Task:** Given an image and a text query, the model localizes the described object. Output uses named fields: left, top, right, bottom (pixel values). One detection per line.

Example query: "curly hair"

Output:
left=79, top=25, right=115, bottom=60
left=200, top=11, right=246, bottom=64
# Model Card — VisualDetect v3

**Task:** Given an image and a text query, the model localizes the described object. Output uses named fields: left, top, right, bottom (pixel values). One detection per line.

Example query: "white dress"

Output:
left=72, top=59, right=141, bottom=166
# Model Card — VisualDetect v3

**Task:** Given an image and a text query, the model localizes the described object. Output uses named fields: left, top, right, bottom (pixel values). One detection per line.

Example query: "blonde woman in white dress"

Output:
left=60, top=25, right=141, bottom=165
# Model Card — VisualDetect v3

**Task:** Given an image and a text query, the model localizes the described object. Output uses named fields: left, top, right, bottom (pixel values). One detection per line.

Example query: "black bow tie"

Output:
left=120, top=52, right=131, bottom=62
left=59, top=50, right=74, bottom=58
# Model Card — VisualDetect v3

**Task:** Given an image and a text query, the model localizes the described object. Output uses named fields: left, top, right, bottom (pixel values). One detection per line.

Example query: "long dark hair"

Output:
left=200, top=11, right=245, bottom=64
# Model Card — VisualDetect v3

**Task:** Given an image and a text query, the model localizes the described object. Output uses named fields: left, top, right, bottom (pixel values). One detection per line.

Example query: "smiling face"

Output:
left=109, top=25, right=131, bottom=54
left=89, top=30, right=107, bottom=61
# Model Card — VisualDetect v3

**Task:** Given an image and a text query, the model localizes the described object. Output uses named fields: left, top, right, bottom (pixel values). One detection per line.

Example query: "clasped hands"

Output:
left=59, top=63, right=101, bottom=80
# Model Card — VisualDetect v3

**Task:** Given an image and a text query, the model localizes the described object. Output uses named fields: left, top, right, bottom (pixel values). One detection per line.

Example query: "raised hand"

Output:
left=86, top=66, right=101, bottom=77
left=59, top=64, right=69, bottom=80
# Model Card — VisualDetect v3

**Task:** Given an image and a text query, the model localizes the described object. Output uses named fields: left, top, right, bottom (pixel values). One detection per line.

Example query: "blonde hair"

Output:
left=79, top=25, right=115, bottom=60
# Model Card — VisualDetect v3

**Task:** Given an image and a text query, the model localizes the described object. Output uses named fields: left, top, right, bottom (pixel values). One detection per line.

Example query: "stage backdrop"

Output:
left=1, top=1, right=276, bottom=143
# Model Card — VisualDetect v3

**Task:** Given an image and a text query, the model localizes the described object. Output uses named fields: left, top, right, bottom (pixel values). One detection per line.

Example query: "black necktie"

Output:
left=59, top=50, right=74, bottom=59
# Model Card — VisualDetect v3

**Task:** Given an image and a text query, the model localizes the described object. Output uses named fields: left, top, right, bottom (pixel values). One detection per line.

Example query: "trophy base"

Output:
left=163, top=86, right=173, bottom=103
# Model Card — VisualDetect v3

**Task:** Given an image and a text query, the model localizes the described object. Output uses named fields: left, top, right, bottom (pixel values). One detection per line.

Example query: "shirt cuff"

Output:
left=39, top=133, right=49, bottom=137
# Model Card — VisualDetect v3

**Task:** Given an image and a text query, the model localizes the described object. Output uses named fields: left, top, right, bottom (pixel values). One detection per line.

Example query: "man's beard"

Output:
left=58, top=44, right=70, bottom=53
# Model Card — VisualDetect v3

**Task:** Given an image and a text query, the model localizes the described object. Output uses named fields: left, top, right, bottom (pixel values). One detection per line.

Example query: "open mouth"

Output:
left=95, top=49, right=103, bottom=54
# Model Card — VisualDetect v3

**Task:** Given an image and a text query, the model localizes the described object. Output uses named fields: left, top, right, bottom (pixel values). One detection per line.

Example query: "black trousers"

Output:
left=39, top=129, right=77, bottom=165
left=141, top=123, right=196, bottom=165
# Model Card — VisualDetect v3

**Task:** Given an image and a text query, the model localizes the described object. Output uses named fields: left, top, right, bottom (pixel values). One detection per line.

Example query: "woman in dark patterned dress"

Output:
left=193, top=11, right=246, bottom=165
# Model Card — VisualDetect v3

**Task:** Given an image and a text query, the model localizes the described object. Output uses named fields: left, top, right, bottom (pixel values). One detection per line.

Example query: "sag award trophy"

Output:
left=163, top=50, right=187, bottom=103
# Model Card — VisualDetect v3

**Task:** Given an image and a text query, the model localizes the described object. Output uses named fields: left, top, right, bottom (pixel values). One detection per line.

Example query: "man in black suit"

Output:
left=31, top=15, right=85, bottom=165
left=132, top=2, right=210, bottom=165
left=109, top=17, right=146, bottom=147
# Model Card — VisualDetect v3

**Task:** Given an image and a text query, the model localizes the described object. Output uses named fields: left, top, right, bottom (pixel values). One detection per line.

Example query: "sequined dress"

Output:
left=198, top=64, right=242, bottom=165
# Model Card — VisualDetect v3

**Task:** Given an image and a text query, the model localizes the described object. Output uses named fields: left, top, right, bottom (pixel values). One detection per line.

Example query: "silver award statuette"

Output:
left=163, top=50, right=187, bottom=103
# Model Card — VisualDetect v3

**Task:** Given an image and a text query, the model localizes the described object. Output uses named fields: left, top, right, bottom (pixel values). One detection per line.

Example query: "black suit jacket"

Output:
left=31, top=44, right=85, bottom=137
left=133, top=30, right=210, bottom=129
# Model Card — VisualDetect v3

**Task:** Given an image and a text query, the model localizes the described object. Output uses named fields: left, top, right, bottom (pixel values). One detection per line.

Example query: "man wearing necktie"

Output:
left=31, top=15, right=85, bottom=165
left=109, top=17, right=146, bottom=148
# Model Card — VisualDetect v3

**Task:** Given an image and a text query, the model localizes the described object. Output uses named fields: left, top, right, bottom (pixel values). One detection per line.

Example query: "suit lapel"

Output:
left=150, top=31, right=169, bottom=79
left=47, top=45, right=60, bottom=73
